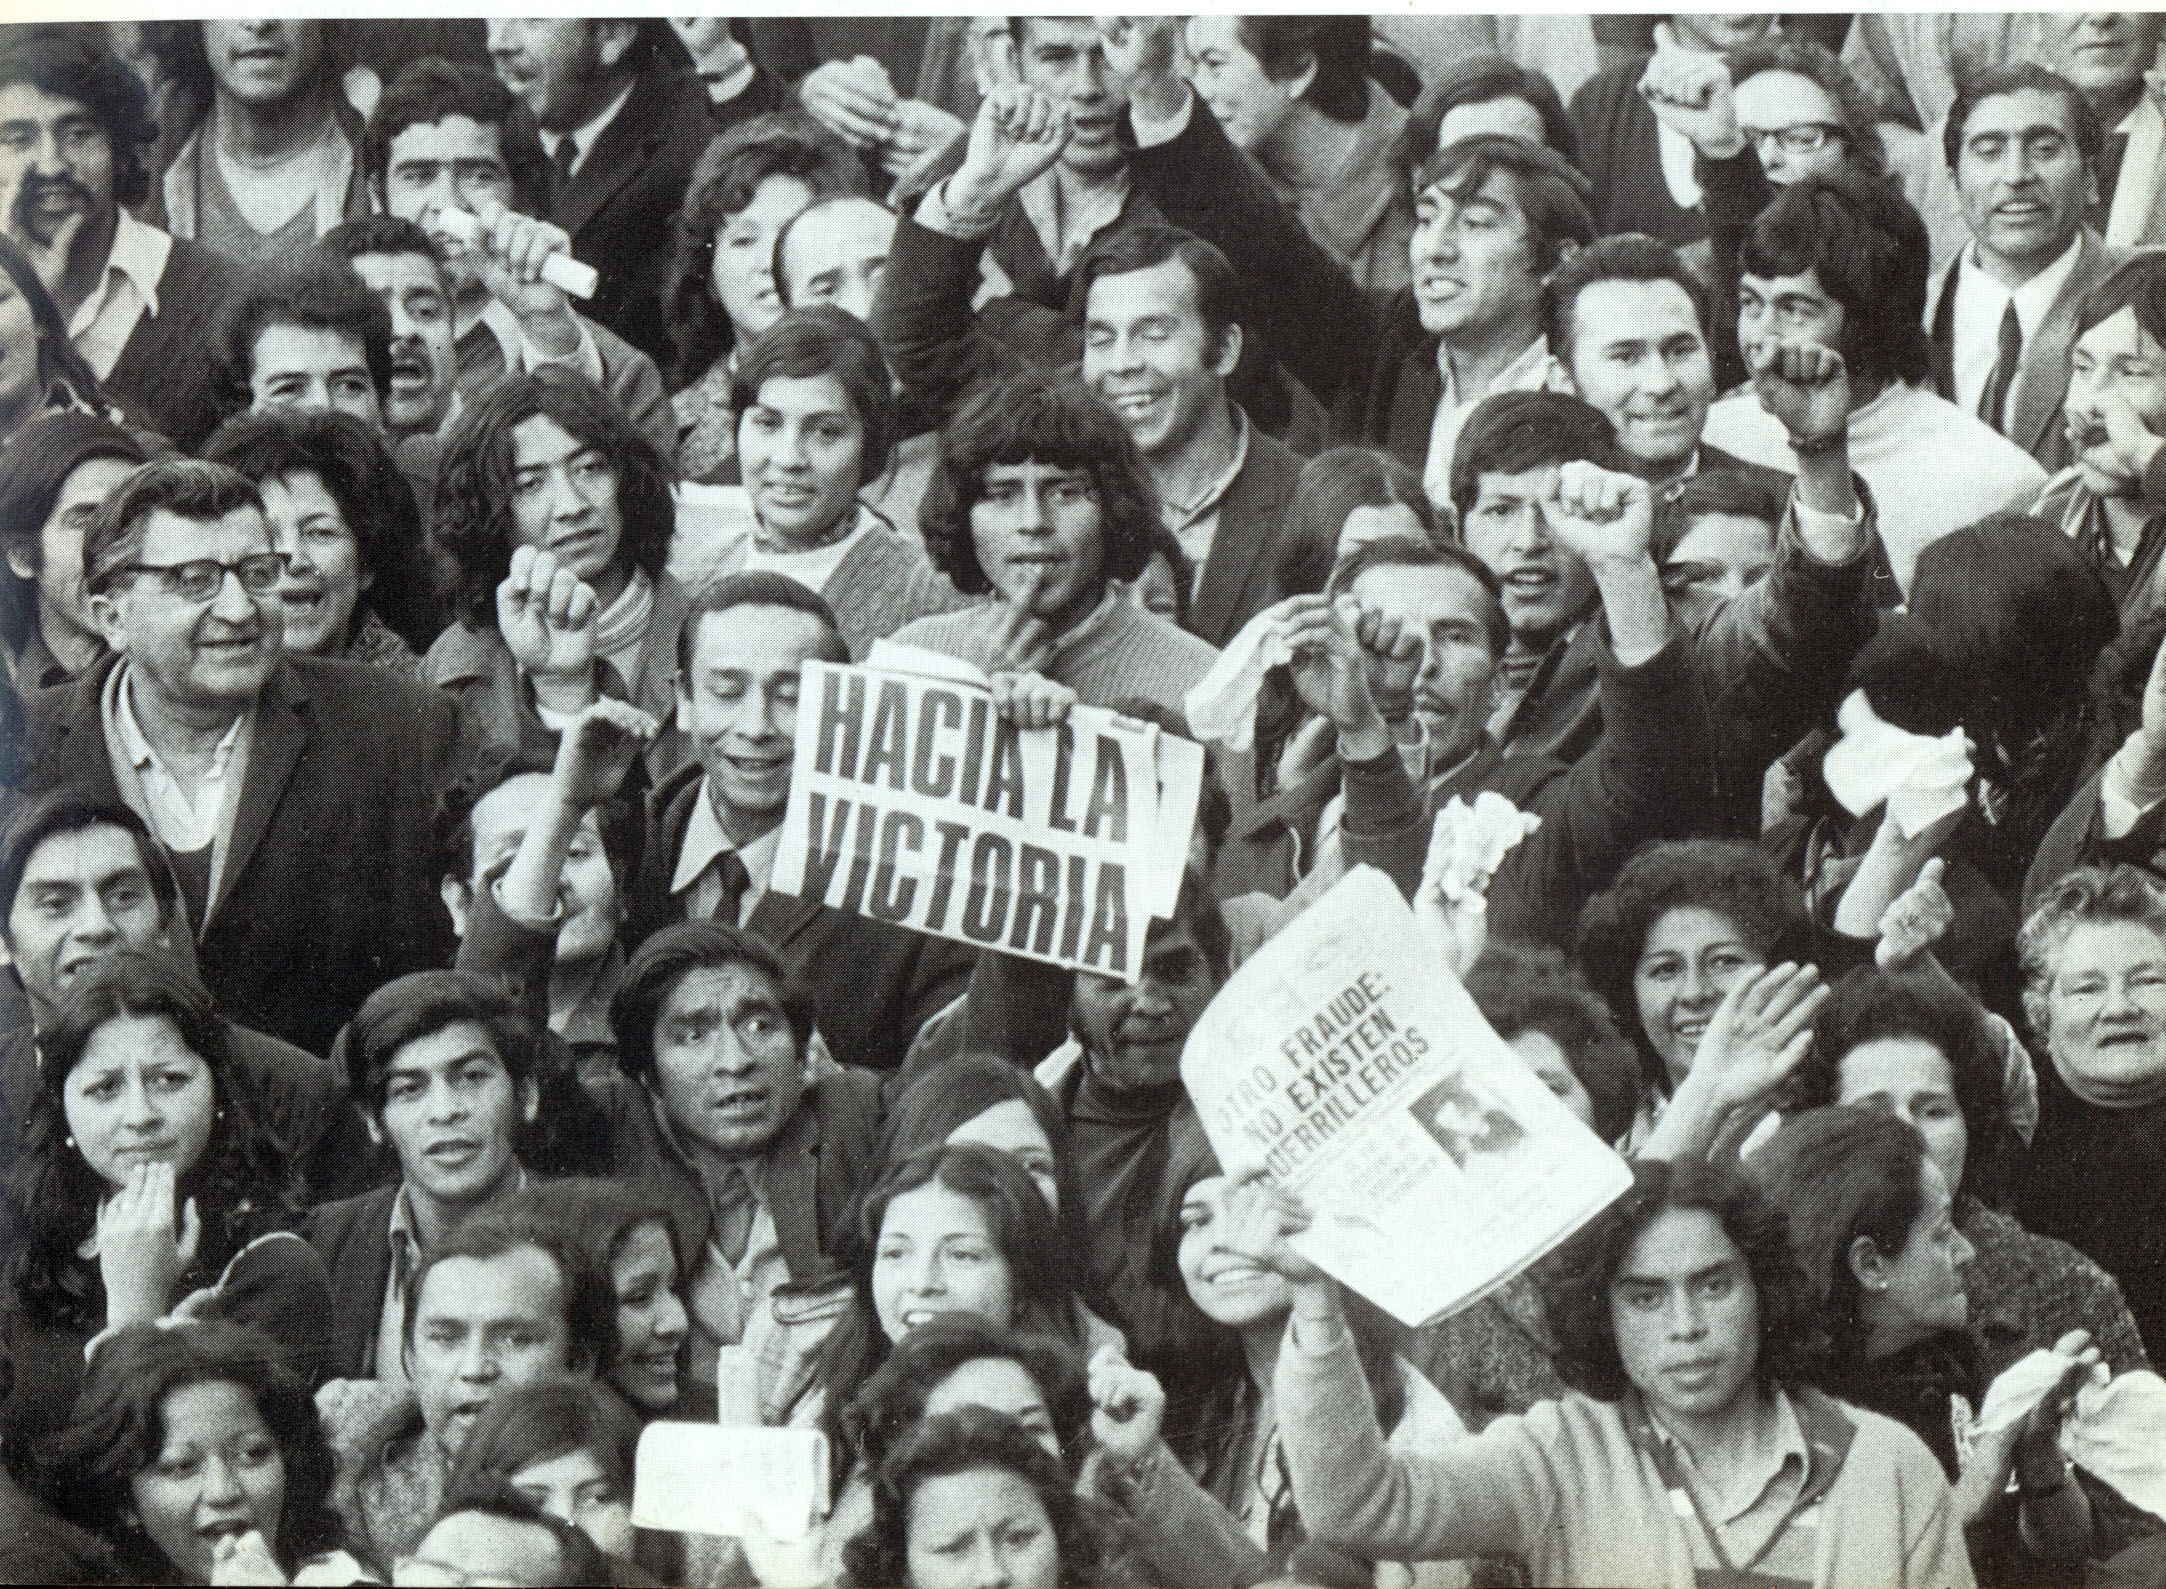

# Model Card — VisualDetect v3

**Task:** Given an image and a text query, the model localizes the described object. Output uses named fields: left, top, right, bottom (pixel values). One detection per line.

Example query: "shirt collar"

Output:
left=645, top=1083, right=776, bottom=1200
left=1162, top=407, right=1251, bottom=529
left=389, top=1164, right=528, bottom=1258
left=670, top=779, right=783, bottom=896
left=112, top=662, right=247, bottom=774
left=70, top=212, right=172, bottom=339
left=1962, top=232, right=2087, bottom=338
left=1645, top=1386, right=1810, bottom=1526
left=1435, top=332, right=1559, bottom=408
left=542, top=80, right=636, bottom=169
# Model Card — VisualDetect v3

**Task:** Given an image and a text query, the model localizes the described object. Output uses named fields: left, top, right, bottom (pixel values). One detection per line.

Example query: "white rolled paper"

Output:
left=435, top=207, right=599, bottom=300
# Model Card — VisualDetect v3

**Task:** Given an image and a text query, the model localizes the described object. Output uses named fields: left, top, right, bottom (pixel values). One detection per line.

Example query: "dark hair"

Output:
left=1542, top=233, right=1714, bottom=368
left=431, top=367, right=676, bottom=627
left=1397, top=53, right=1578, bottom=174
left=342, top=968, right=540, bottom=1114
left=1448, top=389, right=1620, bottom=520
left=201, top=406, right=441, bottom=651
left=1273, top=446, right=1436, bottom=598
left=1651, top=468, right=1786, bottom=564
left=419, top=1477, right=614, bottom=1587
left=1413, top=134, right=1596, bottom=276
left=672, top=569, right=851, bottom=681
left=210, top=260, right=395, bottom=422
left=879, top=1054, right=1121, bottom=1328
left=844, top=1406, right=1113, bottom=1589
left=2019, top=866, right=2166, bottom=1048
left=1155, top=866, right=1233, bottom=985
left=610, top=920, right=815, bottom=1087
left=1575, top=840, right=1814, bottom=1094
left=918, top=370, right=1161, bottom=596
left=1464, top=940, right=1642, bottom=1144
left=82, top=457, right=264, bottom=599
left=1229, top=17, right=1373, bottom=124
left=662, top=110, right=866, bottom=390
left=0, top=30, right=158, bottom=209
left=317, top=213, right=447, bottom=276
left=0, top=409, right=146, bottom=653
left=1944, top=63, right=2103, bottom=173
left=1075, top=223, right=1245, bottom=359
left=0, top=235, right=109, bottom=425
left=403, top=1213, right=619, bottom=1377
left=5, top=951, right=296, bottom=1334
left=1795, top=967, right=2015, bottom=1209
left=731, top=307, right=898, bottom=486
left=505, top=1178, right=683, bottom=1313
left=2075, top=251, right=2166, bottom=348
left=1324, top=533, right=1509, bottom=659
left=362, top=56, right=549, bottom=216
left=1740, top=172, right=1933, bottom=388
left=444, top=1376, right=641, bottom=1506
left=840, top=1317, right=1092, bottom=1479
left=1745, top=1106, right=1931, bottom=1366
left=1728, top=38, right=1889, bottom=178
left=431, top=748, right=643, bottom=907
left=814, top=1142, right=1081, bottom=1483
left=0, top=790, right=176, bottom=943
left=36, top=1321, right=341, bottom=1581
left=1543, top=1155, right=1825, bottom=1399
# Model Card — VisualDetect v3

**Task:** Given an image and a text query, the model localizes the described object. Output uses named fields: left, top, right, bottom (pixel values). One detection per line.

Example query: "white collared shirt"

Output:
left=109, top=664, right=250, bottom=855
left=1161, top=409, right=1251, bottom=589
left=67, top=211, right=173, bottom=381
left=1951, top=233, right=2085, bottom=417
left=1421, top=334, right=1572, bottom=516
left=538, top=80, right=636, bottom=181
left=671, top=780, right=783, bottom=925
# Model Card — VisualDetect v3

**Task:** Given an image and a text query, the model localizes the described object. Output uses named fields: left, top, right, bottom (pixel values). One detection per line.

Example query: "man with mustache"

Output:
left=0, top=31, right=240, bottom=451
left=11, top=458, right=473, bottom=1058
left=359, top=59, right=674, bottom=459
left=1927, top=65, right=2134, bottom=467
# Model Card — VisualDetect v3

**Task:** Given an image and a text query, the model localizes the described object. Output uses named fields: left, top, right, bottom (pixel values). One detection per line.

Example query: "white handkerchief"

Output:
left=1425, top=791, right=1543, bottom=912
left=1183, top=607, right=1292, bottom=755
left=1821, top=690, right=1973, bottom=840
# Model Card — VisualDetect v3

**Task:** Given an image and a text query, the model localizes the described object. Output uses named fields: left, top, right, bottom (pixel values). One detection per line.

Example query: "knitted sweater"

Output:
left=1279, top=1313, right=1974, bottom=1589
left=890, top=590, right=1219, bottom=718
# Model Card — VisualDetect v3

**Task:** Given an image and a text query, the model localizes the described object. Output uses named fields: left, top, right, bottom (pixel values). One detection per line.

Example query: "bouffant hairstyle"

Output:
left=1740, top=172, right=1933, bottom=389
left=1794, top=966, right=2016, bottom=1208
left=2019, top=865, right=2166, bottom=1049
left=609, top=920, right=815, bottom=1087
left=1542, top=1155, right=1824, bottom=1400
left=36, top=1321, right=341, bottom=1581
left=1744, top=1106, right=1931, bottom=1367
left=431, top=367, right=676, bottom=628
left=1575, top=840, right=1815, bottom=1094
left=0, top=30, right=158, bottom=208
left=1397, top=52, right=1578, bottom=174
left=661, top=109, right=866, bottom=389
left=730, top=306, right=898, bottom=487
left=840, top=1317, right=1092, bottom=1478
left=844, top=1406, right=1114, bottom=1589
left=1463, top=939, right=1642, bottom=1145
left=917, top=370, right=1161, bottom=597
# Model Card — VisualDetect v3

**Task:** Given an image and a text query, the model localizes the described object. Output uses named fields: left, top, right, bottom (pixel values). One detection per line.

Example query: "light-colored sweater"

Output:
left=1703, top=380, right=2045, bottom=597
left=1277, top=1314, right=1974, bottom=1589
left=891, top=589, right=1219, bottom=719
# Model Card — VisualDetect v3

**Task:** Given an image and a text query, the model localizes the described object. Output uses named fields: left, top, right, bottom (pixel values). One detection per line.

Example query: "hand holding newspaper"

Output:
left=1182, top=865, right=1632, bottom=1328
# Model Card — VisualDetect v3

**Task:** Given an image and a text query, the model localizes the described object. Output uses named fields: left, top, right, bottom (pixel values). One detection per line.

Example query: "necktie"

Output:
left=2092, top=131, right=2131, bottom=234
left=711, top=850, right=752, bottom=927
left=711, top=1163, right=755, bottom=1268
left=1978, top=298, right=2021, bottom=434
left=549, top=134, right=579, bottom=195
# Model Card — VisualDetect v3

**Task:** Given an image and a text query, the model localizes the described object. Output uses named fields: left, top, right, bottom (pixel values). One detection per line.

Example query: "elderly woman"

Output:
left=0, top=411, right=149, bottom=691
left=2015, top=866, right=2166, bottom=1364
left=202, top=408, right=439, bottom=675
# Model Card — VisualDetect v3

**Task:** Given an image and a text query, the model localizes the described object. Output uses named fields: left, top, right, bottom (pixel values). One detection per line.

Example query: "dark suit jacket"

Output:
left=1567, top=56, right=1707, bottom=248
left=303, top=1184, right=400, bottom=1382
left=103, top=234, right=246, bottom=453
left=550, top=56, right=716, bottom=363
left=18, top=653, right=473, bottom=1056
left=1928, top=230, right=2132, bottom=468
left=630, top=761, right=974, bottom=1073
left=1190, top=428, right=1302, bottom=649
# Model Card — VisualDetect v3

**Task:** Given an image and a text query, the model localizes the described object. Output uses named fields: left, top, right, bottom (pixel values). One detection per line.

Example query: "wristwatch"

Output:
left=1787, top=430, right=1847, bottom=458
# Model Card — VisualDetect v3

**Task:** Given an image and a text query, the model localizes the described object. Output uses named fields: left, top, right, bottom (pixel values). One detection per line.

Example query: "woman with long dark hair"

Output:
left=0, top=236, right=116, bottom=449
left=1, top=952, right=323, bottom=1447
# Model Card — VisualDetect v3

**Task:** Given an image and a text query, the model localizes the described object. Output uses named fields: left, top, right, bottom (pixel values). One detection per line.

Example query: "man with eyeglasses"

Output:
left=13, top=457, right=473, bottom=1057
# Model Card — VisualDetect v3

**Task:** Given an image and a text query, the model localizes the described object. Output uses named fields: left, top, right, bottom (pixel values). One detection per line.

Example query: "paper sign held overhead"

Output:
left=631, top=1423, right=829, bottom=1541
left=1181, top=866, right=1634, bottom=1328
left=773, top=654, right=1203, bottom=982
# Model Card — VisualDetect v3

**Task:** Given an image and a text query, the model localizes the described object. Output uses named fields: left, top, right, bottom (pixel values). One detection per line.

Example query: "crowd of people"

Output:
left=3, top=10, right=2166, bottom=1588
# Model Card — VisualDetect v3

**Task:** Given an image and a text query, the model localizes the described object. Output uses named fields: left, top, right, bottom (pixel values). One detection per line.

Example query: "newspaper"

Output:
left=1182, top=865, right=1634, bottom=1328
left=772, top=647, right=1204, bottom=982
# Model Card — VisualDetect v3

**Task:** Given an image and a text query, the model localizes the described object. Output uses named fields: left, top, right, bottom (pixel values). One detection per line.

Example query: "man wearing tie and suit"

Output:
left=485, top=19, right=714, bottom=365
left=630, top=573, right=971, bottom=1072
left=1927, top=65, right=2136, bottom=469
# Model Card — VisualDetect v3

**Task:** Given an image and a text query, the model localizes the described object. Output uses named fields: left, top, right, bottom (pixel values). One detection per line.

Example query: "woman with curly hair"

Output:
left=1220, top=1155, right=1969, bottom=1588
left=1749, top=1107, right=2108, bottom=1579
left=844, top=1405, right=1116, bottom=1589
left=891, top=369, right=1220, bottom=717
left=424, top=367, right=687, bottom=769
left=1, top=952, right=326, bottom=1447
left=202, top=407, right=441, bottom=675
left=661, top=110, right=865, bottom=483
left=35, top=1320, right=349, bottom=1585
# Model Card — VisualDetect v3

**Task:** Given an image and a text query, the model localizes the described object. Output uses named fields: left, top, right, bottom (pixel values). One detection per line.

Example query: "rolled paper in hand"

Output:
left=436, top=208, right=599, bottom=300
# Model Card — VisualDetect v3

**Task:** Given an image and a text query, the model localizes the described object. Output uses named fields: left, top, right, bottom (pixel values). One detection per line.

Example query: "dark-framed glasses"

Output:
left=119, top=553, right=287, bottom=603
left=1743, top=122, right=1843, bottom=157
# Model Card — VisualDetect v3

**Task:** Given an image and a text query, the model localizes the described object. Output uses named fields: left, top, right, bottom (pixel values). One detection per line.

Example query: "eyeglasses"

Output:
left=1742, top=122, right=1844, bottom=157
left=118, top=554, right=287, bottom=603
